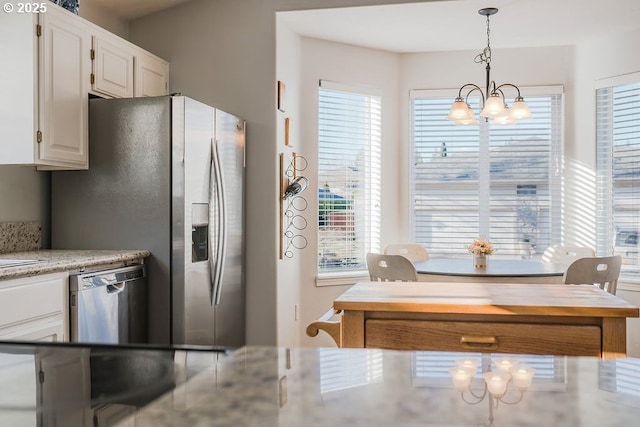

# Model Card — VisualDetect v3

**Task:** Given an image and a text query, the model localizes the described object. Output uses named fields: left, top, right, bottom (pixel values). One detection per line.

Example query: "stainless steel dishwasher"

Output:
left=70, top=264, right=147, bottom=344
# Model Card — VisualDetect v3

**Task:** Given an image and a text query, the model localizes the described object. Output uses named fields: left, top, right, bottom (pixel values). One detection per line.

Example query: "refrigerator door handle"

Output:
left=210, top=138, right=228, bottom=305
left=208, top=144, right=219, bottom=305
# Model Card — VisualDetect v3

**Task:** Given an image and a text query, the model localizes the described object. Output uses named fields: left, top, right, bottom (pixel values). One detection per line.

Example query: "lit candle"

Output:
left=511, top=366, right=536, bottom=389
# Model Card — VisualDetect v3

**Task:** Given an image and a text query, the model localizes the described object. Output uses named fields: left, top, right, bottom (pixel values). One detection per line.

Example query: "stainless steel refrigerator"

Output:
left=51, top=95, right=245, bottom=347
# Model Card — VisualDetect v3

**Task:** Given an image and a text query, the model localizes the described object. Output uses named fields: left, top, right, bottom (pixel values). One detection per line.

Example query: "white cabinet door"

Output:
left=135, top=51, right=169, bottom=97
left=37, top=348, right=92, bottom=427
left=92, top=35, right=135, bottom=98
left=0, top=13, right=38, bottom=166
left=0, top=272, right=69, bottom=342
left=38, top=7, right=91, bottom=168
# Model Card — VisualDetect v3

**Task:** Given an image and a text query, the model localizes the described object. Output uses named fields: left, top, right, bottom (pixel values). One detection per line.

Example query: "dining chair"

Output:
left=562, top=255, right=622, bottom=295
left=542, top=245, right=595, bottom=265
left=384, top=243, right=430, bottom=262
left=366, top=253, right=418, bottom=282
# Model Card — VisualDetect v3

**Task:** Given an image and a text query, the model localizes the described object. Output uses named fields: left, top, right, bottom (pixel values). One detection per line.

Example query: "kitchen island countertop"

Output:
left=0, top=342, right=639, bottom=427
left=0, top=249, right=150, bottom=280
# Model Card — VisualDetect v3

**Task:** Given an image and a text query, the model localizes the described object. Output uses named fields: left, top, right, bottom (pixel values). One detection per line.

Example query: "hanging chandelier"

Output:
left=447, top=7, right=533, bottom=125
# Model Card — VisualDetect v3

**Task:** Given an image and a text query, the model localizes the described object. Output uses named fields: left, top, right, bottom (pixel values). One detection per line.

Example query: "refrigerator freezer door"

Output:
left=212, top=109, right=246, bottom=347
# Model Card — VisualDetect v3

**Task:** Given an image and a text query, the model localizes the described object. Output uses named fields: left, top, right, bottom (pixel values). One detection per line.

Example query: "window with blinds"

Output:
left=596, top=78, right=640, bottom=281
left=410, top=88, right=563, bottom=258
left=318, top=81, right=382, bottom=274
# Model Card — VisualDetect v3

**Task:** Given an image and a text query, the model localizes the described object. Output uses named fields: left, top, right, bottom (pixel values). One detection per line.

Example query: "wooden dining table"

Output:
left=414, top=258, right=567, bottom=283
left=320, top=281, right=640, bottom=358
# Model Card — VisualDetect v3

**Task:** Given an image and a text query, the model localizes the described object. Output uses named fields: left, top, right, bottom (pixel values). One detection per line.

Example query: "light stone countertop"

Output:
left=0, top=249, right=150, bottom=280
left=0, top=343, right=639, bottom=426
left=128, top=346, right=640, bottom=427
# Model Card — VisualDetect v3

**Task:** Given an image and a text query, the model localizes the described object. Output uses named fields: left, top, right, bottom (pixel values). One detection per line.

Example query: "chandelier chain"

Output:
left=474, top=14, right=492, bottom=66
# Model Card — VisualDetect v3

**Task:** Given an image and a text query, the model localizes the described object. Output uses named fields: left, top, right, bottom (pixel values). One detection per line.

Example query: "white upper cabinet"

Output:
left=39, top=7, right=91, bottom=168
left=0, top=5, right=169, bottom=170
left=135, top=51, right=170, bottom=97
left=0, top=7, right=90, bottom=169
left=91, top=29, right=169, bottom=99
left=92, top=34, right=135, bottom=98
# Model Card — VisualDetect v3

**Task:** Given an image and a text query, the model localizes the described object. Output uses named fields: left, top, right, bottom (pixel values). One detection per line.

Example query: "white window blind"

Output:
left=596, top=78, right=640, bottom=281
left=318, top=81, right=381, bottom=274
left=410, top=88, right=563, bottom=258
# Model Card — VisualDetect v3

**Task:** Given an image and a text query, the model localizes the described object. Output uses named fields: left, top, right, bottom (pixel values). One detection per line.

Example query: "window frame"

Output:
left=596, top=72, right=640, bottom=283
left=316, top=80, right=382, bottom=286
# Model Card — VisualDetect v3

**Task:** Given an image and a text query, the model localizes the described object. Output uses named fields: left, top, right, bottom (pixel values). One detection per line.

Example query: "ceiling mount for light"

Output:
left=447, top=7, right=533, bottom=125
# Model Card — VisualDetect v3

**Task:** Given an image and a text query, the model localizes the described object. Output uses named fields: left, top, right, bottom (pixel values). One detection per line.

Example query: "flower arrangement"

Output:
left=466, top=238, right=495, bottom=256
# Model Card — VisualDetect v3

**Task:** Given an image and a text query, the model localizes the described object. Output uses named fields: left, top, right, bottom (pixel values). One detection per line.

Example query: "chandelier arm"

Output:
left=496, top=390, right=525, bottom=405
left=467, top=384, right=488, bottom=400
left=458, top=84, right=485, bottom=105
left=460, top=390, right=486, bottom=405
left=494, top=83, right=523, bottom=98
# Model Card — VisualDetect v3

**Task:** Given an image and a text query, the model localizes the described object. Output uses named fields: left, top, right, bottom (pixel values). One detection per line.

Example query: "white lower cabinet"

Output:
left=0, top=272, right=69, bottom=342
left=37, top=347, right=93, bottom=427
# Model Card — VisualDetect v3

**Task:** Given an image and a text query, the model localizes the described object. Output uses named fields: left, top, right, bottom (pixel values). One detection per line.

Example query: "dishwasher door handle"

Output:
left=106, top=283, right=126, bottom=294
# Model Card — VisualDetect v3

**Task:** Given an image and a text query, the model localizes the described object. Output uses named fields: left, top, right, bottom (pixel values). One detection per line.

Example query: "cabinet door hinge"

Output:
left=90, top=73, right=95, bottom=84
left=90, top=49, right=95, bottom=60
left=36, top=131, right=42, bottom=143
left=36, top=24, right=42, bottom=37
left=39, top=370, right=45, bottom=384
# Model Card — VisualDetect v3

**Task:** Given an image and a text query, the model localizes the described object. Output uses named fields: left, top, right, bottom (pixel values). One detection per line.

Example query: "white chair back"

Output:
left=542, top=245, right=595, bottom=265
left=384, top=243, right=429, bottom=262
left=366, top=253, right=418, bottom=282
left=563, top=255, right=622, bottom=295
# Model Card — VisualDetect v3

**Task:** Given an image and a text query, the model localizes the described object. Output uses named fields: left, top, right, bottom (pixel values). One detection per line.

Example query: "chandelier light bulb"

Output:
left=483, top=371, right=511, bottom=397
left=456, top=105, right=478, bottom=125
left=509, top=96, right=534, bottom=119
left=447, top=97, right=471, bottom=120
left=510, top=366, right=536, bottom=389
left=480, top=93, right=506, bottom=118
left=449, top=367, right=474, bottom=391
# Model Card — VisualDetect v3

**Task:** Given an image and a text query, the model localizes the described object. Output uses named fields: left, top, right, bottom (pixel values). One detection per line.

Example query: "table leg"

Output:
left=602, top=317, right=627, bottom=358
left=342, top=310, right=365, bottom=348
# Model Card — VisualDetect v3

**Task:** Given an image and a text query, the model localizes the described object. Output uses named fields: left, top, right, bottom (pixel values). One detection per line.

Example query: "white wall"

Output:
left=276, top=21, right=303, bottom=346
left=80, top=0, right=129, bottom=38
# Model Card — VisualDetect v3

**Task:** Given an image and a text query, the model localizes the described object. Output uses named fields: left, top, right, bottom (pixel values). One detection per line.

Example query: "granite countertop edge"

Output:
left=0, top=249, right=151, bottom=280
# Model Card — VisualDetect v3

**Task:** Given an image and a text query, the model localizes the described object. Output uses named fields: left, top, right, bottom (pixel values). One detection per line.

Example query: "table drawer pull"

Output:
left=460, top=335, right=498, bottom=350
